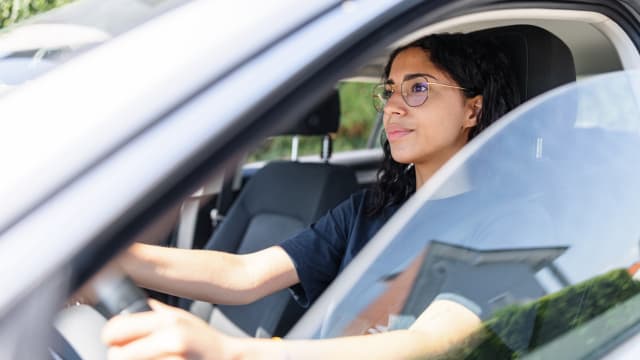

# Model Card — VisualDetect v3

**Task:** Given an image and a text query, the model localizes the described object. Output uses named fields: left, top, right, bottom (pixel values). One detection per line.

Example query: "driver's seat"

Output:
left=190, top=91, right=360, bottom=337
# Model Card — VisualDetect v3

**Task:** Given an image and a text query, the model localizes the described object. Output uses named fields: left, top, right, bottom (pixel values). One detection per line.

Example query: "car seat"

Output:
left=471, top=25, right=575, bottom=101
left=190, top=90, right=360, bottom=337
left=468, top=24, right=577, bottom=240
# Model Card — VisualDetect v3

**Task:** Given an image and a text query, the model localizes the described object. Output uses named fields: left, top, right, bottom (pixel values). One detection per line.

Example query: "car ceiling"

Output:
left=350, top=10, right=627, bottom=81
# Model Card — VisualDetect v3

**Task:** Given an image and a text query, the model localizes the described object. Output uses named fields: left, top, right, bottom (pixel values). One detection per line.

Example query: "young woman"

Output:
left=102, top=32, right=521, bottom=359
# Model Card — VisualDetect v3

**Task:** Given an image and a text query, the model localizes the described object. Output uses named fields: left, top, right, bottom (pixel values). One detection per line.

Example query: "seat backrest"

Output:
left=470, top=24, right=576, bottom=103
left=467, top=25, right=577, bottom=221
left=192, top=91, right=360, bottom=337
left=462, top=25, right=575, bottom=171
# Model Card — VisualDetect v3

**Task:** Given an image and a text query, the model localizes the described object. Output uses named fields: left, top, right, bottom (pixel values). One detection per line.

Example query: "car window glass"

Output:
left=0, top=0, right=193, bottom=96
left=247, top=81, right=379, bottom=163
left=303, top=70, right=640, bottom=358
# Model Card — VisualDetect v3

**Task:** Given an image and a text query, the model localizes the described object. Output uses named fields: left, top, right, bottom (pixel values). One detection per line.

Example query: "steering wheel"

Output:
left=51, top=274, right=151, bottom=359
left=93, top=273, right=152, bottom=316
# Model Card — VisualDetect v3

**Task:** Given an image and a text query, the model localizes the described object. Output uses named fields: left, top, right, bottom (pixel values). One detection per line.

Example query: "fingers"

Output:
left=106, top=326, right=190, bottom=360
left=102, top=299, right=188, bottom=346
left=102, top=310, right=166, bottom=346
left=103, top=300, right=219, bottom=360
left=148, top=298, right=186, bottom=314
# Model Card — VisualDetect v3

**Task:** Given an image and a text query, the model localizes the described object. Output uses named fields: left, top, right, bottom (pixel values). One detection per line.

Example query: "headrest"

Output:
left=280, top=90, right=340, bottom=135
left=470, top=25, right=576, bottom=101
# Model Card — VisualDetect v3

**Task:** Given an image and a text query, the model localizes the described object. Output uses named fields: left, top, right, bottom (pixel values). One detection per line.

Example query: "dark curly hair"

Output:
left=367, top=33, right=521, bottom=216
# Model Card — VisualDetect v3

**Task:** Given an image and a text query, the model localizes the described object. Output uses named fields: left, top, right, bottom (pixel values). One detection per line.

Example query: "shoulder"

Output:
left=332, top=188, right=369, bottom=214
left=337, top=188, right=397, bottom=220
left=351, top=188, right=369, bottom=203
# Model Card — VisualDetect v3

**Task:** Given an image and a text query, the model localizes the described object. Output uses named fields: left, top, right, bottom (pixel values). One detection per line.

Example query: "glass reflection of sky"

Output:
left=306, top=71, right=640, bottom=339
left=0, top=58, right=55, bottom=85
left=404, top=71, right=640, bottom=285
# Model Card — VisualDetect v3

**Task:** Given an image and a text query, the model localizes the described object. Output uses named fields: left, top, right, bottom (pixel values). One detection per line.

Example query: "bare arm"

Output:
left=246, top=299, right=482, bottom=359
left=103, top=299, right=481, bottom=360
left=119, top=243, right=299, bottom=305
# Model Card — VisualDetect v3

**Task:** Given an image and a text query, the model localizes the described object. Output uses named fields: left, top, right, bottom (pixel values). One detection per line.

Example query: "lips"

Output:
left=386, top=124, right=413, bottom=141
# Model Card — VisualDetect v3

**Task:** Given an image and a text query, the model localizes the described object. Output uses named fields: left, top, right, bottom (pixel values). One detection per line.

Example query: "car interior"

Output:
left=164, top=16, right=582, bottom=334
left=50, top=4, right=640, bottom=359
left=188, top=91, right=360, bottom=338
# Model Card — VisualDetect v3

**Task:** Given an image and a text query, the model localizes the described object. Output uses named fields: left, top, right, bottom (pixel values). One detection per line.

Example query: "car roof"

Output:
left=352, top=8, right=635, bottom=81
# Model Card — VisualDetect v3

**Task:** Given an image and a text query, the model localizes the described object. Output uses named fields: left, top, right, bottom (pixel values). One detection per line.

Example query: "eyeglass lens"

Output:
left=372, top=76, right=430, bottom=112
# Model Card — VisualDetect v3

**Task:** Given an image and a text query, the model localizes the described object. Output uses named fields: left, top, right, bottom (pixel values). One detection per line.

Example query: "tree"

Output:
left=0, top=0, right=76, bottom=29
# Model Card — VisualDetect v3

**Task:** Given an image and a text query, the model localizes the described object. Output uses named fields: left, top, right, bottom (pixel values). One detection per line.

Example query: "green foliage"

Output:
left=0, top=0, right=76, bottom=29
left=435, top=269, right=640, bottom=359
left=248, top=81, right=378, bottom=163
left=334, top=81, right=378, bottom=152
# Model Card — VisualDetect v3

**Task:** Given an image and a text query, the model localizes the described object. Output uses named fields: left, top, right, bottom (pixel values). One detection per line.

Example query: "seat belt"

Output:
left=210, top=155, right=246, bottom=229
left=210, top=167, right=236, bottom=227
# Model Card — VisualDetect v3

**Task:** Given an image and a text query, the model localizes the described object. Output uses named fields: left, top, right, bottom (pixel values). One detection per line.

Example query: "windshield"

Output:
left=294, top=70, right=640, bottom=357
left=0, top=0, right=192, bottom=96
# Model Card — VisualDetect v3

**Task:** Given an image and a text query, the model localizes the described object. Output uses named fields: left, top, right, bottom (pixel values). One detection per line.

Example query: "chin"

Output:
left=389, top=152, right=415, bottom=165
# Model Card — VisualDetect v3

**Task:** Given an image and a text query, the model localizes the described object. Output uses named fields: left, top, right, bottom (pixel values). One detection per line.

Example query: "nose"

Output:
left=383, top=91, right=407, bottom=117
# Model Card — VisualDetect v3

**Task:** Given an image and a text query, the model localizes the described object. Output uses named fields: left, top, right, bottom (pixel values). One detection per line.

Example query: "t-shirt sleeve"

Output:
left=278, top=192, right=362, bottom=307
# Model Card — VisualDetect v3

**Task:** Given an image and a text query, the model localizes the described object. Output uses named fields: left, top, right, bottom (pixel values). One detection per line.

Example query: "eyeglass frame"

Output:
left=372, top=74, right=468, bottom=112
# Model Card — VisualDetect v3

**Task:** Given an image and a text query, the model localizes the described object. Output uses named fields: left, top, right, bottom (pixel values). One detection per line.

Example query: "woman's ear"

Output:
left=464, top=95, right=483, bottom=128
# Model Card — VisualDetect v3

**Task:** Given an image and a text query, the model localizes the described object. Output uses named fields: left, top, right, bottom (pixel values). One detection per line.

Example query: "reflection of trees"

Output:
left=1, top=0, right=76, bottom=29
left=434, top=269, right=640, bottom=359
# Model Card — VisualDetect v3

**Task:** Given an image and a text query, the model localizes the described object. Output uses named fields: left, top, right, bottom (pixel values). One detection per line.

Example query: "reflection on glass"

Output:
left=337, top=242, right=568, bottom=337
left=310, top=71, right=640, bottom=358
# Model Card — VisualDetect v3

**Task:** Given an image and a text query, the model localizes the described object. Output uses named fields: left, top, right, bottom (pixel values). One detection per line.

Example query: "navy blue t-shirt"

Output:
left=279, top=187, right=555, bottom=318
left=279, top=190, right=398, bottom=307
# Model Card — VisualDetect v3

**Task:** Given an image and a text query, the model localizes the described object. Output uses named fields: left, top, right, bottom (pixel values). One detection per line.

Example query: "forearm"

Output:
left=232, top=299, right=482, bottom=360
left=102, top=298, right=480, bottom=360
left=120, top=243, right=256, bottom=304
left=233, top=330, right=456, bottom=360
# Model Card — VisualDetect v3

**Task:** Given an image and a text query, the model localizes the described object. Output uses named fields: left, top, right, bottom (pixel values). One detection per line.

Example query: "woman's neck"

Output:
left=414, top=151, right=471, bottom=199
left=414, top=138, right=468, bottom=190
left=414, top=161, right=445, bottom=189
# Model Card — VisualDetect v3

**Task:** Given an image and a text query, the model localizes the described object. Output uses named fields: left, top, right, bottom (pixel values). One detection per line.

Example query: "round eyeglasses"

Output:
left=372, top=75, right=467, bottom=112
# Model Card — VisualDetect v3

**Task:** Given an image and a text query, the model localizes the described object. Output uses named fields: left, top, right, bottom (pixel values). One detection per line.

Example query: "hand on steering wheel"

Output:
left=93, top=273, right=152, bottom=316
left=102, top=299, right=237, bottom=360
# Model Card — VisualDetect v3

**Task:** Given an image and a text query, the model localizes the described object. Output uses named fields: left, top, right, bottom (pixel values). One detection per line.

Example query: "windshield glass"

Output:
left=297, top=70, right=640, bottom=357
left=0, top=0, right=192, bottom=96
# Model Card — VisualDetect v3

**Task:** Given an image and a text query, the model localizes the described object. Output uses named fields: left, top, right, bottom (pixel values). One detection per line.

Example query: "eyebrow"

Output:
left=386, top=73, right=439, bottom=84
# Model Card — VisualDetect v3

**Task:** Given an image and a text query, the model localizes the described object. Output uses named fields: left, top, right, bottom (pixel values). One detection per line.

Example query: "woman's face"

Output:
left=383, top=47, right=481, bottom=167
